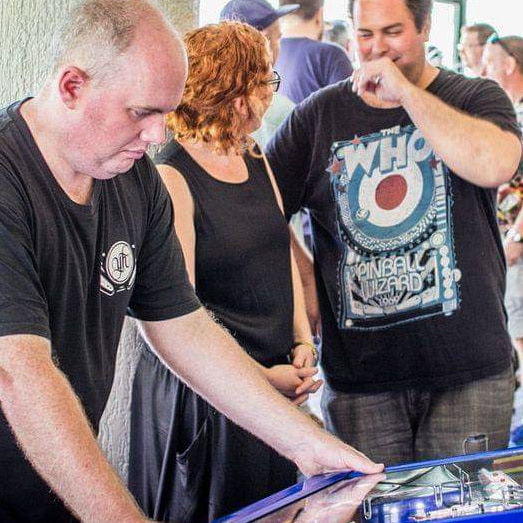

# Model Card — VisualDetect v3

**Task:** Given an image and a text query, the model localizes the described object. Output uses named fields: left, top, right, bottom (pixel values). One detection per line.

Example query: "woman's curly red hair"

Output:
left=166, top=21, right=272, bottom=155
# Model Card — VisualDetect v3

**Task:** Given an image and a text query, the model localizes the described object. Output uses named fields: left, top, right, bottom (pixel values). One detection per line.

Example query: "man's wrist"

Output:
left=398, top=80, right=420, bottom=108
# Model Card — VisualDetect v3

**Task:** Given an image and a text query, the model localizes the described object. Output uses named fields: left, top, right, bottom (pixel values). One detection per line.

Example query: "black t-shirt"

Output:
left=266, top=69, right=520, bottom=393
left=0, top=100, right=200, bottom=522
left=156, top=141, right=294, bottom=367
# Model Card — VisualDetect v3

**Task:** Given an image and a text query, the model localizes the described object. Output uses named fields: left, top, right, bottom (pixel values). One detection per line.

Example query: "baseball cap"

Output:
left=220, top=0, right=299, bottom=31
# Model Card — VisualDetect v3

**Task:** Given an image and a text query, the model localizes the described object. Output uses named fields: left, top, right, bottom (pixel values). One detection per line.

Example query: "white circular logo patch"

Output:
left=106, top=241, right=135, bottom=284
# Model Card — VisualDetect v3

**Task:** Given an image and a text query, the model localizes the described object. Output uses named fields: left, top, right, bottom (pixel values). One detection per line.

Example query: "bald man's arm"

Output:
left=138, top=308, right=383, bottom=477
left=0, top=334, right=151, bottom=523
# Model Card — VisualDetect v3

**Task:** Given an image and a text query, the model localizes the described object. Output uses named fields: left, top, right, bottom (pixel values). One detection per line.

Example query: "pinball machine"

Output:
left=213, top=447, right=523, bottom=523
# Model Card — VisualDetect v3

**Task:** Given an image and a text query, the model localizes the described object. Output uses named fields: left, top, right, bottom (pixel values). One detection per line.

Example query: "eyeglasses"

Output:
left=264, top=70, right=281, bottom=92
left=487, top=33, right=518, bottom=62
left=457, top=43, right=483, bottom=53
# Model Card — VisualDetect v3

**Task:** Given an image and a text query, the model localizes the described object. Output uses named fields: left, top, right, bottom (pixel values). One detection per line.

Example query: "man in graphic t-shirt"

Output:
left=267, top=0, right=522, bottom=465
left=0, top=1, right=382, bottom=522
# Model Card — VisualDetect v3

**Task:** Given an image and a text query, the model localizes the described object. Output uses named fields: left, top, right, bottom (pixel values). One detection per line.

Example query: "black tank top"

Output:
left=156, top=141, right=293, bottom=366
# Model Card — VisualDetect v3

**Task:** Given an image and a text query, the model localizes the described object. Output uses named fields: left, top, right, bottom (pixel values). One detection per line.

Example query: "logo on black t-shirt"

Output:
left=100, top=241, right=136, bottom=296
left=329, top=124, right=461, bottom=330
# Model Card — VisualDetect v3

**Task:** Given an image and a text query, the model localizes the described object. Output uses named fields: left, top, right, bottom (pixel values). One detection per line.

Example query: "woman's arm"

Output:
left=262, top=154, right=318, bottom=371
left=289, top=249, right=318, bottom=368
left=157, top=164, right=196, bottom=286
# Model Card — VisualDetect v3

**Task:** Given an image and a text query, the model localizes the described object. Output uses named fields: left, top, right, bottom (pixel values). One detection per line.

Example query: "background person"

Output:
left=0, top=1, right=382, bottom=521
left=275, top=0, right=353, bottom=104
left=483, top=35, right=523, bottom=418
left=127, top=22, right=322, bottom=522
left=99, top=0, right=301, bottom=477
left=426, top=43, right=443, bottom=67
left=266, top=0, right=521, bottom=466
left=324, top=19, right=353, bottom=57
left=276, top=0, right=355, bottom=311
left=458, top=22, right=496, bottom=76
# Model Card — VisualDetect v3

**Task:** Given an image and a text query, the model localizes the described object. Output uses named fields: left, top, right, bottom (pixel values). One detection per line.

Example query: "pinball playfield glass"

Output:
left=213, top=447, right=523, bottom=523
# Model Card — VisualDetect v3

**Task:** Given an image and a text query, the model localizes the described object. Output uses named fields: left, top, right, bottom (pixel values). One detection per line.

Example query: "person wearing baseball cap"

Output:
left=221, top=0, right=298, bottom=146
left=221, top=0, right=299, bottom=31
left=221, top=0, right=298, bottom=67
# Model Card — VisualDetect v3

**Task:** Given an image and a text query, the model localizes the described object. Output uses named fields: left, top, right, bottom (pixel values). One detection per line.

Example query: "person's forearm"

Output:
left=140, top=310, right=320, bottom=462
left=290, top=229, right=320, bottom=336
left=140, top=310, right=382, bottom=476
left=401, top=84, right=521, bottom=188
left=0, top=335, right=146, bottom=523
left=291, top=247, right=314, bottom=344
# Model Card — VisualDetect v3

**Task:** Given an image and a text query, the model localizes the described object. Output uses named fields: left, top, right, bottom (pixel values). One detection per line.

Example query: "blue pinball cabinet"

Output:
left=213, top=447, right=523, bottom=523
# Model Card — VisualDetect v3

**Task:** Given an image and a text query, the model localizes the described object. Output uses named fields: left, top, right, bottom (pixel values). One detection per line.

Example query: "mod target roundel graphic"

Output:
left=343, top=159, right=437, bottom=252
left=358, top=163, right=424, bottom=227
left=375, top=174, right=408, bottom=210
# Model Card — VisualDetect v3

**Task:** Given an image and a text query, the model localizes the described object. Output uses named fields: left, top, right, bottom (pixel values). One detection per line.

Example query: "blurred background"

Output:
left=1, top=0, right=518, bottom=105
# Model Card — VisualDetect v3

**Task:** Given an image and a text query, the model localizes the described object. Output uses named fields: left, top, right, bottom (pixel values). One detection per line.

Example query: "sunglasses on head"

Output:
left=487, top=33, right=518, bottom=62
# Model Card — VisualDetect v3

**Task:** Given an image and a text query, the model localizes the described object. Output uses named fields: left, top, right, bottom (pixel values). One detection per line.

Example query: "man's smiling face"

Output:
left=353, top=0, right=430, bottom=85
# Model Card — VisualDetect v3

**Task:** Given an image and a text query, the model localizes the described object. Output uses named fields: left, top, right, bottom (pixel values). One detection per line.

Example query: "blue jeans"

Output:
left=321, top=368, right=515, bottom=466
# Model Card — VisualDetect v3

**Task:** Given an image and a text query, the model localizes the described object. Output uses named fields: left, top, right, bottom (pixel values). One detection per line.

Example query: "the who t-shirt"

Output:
left=267, top=69, right=520, bottom=393
left=330, top=124, right=459, bottom=330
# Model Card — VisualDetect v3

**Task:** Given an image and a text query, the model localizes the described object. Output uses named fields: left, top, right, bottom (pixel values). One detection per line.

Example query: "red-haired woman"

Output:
left=127, top=22, right=321, bottom=522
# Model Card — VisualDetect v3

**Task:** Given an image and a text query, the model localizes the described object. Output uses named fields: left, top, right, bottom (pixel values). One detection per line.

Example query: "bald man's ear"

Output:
left=58, top=67, right=90, bottom=109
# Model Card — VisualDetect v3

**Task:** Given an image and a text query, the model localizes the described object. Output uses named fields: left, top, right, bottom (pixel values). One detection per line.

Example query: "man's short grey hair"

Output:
left=462, top=23, right=496, bottom=46
left=49, top=0, right=165, bottom=80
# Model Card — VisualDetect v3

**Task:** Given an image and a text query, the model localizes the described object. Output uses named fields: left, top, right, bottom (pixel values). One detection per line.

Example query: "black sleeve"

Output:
left=0, top=178, right=50, bottom=339
left=265, top=106, right=313, bottom=218
left=467, top=78, right=521, bottom=138
left=127, top=161, right=201, bottom=321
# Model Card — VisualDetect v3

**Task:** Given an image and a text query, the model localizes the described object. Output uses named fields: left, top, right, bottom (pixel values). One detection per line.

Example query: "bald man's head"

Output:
left=49, top=0, right=183, bottom=83
left=35, top=0, right=187, bottom=181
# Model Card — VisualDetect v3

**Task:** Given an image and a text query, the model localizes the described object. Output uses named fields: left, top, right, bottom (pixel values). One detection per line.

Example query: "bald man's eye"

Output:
left=130, top=109, right=151, bottom=120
